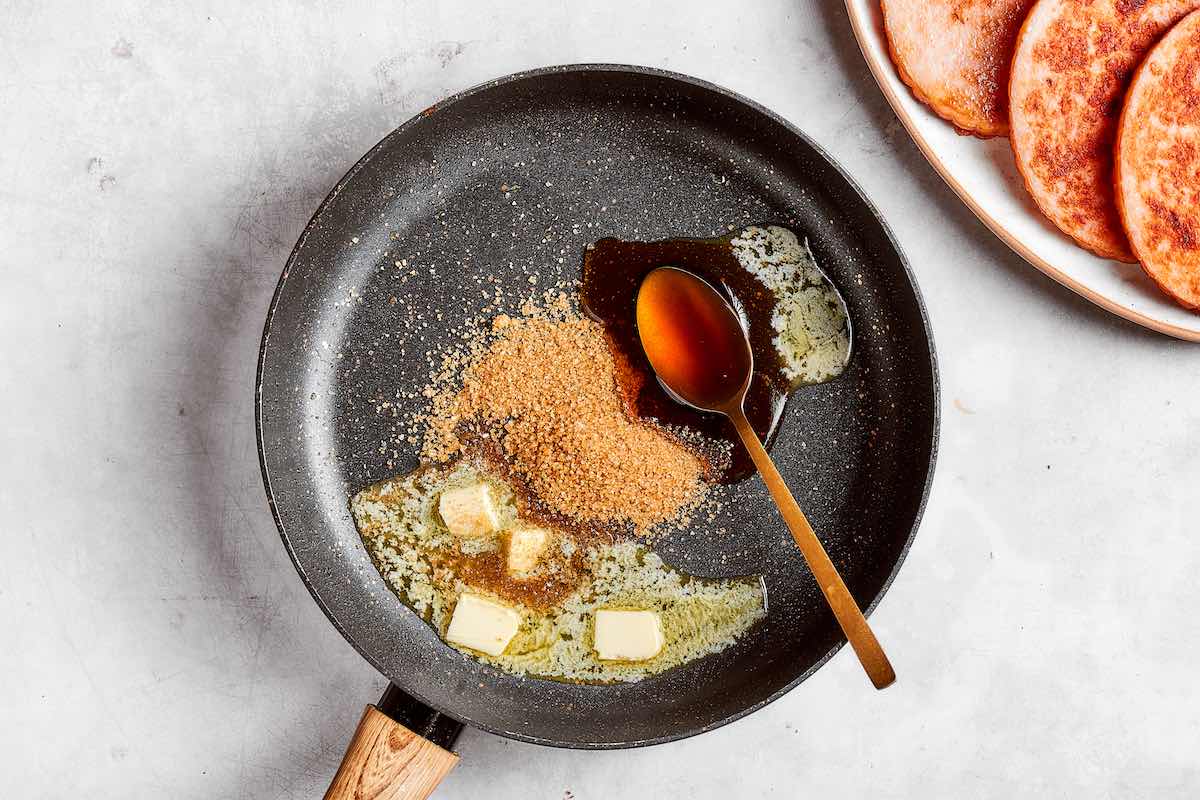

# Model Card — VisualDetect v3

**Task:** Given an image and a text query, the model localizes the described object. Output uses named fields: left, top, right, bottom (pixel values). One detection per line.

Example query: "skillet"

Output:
left=256, top=64, right=938, bottom=797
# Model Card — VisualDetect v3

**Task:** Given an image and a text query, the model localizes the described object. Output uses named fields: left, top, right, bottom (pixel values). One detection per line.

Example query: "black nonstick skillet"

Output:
left=256, top=64, right=938, bottom=797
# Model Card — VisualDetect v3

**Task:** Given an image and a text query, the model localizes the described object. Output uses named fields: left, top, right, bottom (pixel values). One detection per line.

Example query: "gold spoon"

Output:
left=636, top=266, right=895, bottom=689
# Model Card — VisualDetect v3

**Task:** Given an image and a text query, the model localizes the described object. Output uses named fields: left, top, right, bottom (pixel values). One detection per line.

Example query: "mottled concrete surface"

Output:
left=2, top=2, right=1198, bottom=798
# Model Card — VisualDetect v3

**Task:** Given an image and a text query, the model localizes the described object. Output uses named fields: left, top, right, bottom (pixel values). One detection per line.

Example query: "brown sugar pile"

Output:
left=422, top=311, right=705, bottom=532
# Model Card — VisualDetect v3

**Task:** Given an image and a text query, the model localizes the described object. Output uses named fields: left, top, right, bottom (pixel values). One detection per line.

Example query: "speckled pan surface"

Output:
left=256, top=64, right=938, bottom=748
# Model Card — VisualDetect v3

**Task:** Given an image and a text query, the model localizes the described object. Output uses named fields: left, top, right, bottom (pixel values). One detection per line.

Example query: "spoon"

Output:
left=636, top=266, right=895, bottom=690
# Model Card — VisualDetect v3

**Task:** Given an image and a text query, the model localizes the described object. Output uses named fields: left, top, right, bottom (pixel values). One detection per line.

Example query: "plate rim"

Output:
left=255, top=62, right=941, bottom=747
left=843, top=0, right=1200, bottom=343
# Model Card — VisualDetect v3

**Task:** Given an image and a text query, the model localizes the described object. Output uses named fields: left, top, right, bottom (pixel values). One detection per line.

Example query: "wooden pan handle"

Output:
left=324, top=704, right=459, bottom=800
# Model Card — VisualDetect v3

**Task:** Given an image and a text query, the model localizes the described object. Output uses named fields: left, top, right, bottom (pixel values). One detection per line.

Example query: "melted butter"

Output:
left=351, top=460, right=766, bottom=683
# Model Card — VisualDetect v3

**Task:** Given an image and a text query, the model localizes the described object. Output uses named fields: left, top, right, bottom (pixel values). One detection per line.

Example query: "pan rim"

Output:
left=255, top=62, right=941, bottom=749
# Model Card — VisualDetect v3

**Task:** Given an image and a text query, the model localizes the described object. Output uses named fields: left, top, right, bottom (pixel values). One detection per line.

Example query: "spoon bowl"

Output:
left=636, top=266, right=754, bottom=413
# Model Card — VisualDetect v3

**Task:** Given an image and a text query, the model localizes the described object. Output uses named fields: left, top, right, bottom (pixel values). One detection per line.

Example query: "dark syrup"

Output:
left=581, top=232, right=796, bottom=483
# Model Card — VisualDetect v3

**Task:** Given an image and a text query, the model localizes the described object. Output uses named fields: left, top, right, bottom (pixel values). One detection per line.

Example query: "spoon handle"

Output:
left=728, top=409, right=896, bottom=690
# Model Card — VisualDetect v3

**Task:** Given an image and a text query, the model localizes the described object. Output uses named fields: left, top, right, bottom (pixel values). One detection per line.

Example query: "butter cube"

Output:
left=505, top=525, right=550, bottom=574
left=593, top=609, right=664, bottom=662
left=438, top=483, right=500, bottom=539
left=445, top=593, right=521, bottom=656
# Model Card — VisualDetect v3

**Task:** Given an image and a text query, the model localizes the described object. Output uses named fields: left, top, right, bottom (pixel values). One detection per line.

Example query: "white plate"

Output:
left=844, top=0, right=1200, bottom=341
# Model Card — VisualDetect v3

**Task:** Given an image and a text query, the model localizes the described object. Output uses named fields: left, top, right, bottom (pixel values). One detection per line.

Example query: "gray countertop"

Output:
left=3, top=1, right=1198, bottom=797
